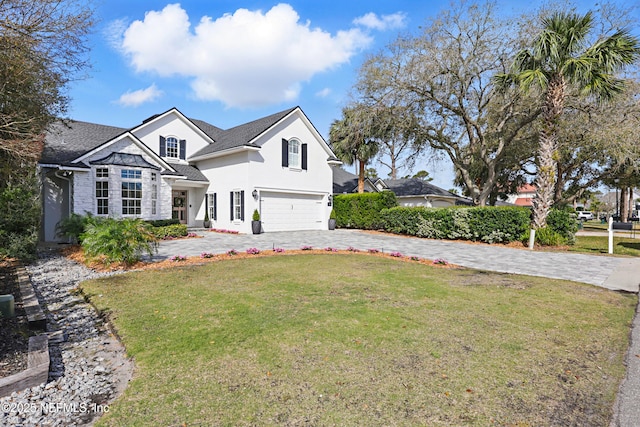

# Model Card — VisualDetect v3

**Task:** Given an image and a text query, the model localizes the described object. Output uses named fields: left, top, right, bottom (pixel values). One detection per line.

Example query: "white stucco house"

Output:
left=39, top=106, right=341, bottom=242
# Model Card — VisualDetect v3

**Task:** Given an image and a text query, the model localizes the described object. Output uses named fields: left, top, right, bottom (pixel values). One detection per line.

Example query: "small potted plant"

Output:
left=251, top=209, right=261, bottom=234
left=328, top=209, right=336, bottom=230
left=203, top=211, right=210, bottom=229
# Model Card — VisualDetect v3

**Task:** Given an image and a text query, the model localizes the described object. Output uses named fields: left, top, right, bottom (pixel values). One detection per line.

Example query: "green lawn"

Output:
left=82, top=254, right=636, bottom=426
left=573, top=235, right=640, bottom=256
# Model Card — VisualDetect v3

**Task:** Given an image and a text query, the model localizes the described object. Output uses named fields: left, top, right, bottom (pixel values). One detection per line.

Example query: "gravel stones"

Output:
left=0, top=251, right=132, bottom=426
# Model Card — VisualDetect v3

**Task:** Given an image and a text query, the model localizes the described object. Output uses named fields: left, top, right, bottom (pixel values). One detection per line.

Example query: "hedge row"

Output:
left=380, top=206, right=532, bottom=243
left=150, top=223, right=188, bottom=239
left=333, top=191, right=398, bottom=229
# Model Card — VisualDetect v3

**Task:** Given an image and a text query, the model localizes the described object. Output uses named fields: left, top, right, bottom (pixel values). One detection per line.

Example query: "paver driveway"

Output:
left=153, top=229, right=639, bottom=292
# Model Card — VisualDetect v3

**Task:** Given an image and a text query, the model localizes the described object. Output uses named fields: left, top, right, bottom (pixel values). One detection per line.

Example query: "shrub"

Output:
left=380, top=206, right=530, bottom=243
left=523, top=227, right=567, bottom=247
left=81, top=218, right=157, bottom=265
left=145, top=219, right=180, bottom=227
left=56, top=213, right=104, bottom=243
left=546, top=208, right=578, bottom=245
left=150, top=224, right=188, bottom=240
left=252, top=209, right=260, bottom=221
left=333, top=191, right=397, bottom=229
left=0, top=182, right=41, bottom=260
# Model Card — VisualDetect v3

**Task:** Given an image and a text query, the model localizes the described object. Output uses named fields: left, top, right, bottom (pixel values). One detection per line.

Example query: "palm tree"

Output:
left=329, top=106, right=379, bottom=193
left=495, top=11, right=640, bottom=230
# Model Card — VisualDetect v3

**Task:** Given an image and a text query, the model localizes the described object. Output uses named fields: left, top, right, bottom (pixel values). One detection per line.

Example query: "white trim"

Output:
left=134, top=108, right=215, bottom=144
left=188, top=145, right=260, bottom=162
left=72, top=131, right=178, bottom=173
left=255, top=187, right=327, bottom=196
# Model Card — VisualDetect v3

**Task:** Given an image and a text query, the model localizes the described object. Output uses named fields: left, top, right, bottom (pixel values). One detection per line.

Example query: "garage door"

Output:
left=260, top=192, right=324, bottom=232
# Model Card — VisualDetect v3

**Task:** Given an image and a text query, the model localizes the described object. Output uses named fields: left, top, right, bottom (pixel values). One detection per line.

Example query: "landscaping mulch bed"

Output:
left=0, top=261, right=31, bottom=378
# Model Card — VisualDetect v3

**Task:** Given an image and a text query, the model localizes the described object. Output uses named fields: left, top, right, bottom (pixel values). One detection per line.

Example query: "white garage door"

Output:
left=260, top=192, right=324, bottom=232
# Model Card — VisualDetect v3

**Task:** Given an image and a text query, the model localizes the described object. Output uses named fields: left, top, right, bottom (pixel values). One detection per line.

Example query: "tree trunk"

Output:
left=532, top=76, right=565, bottom=229
left=620, top=187, right=628, bottom=222
left=358, top=159, right=365, bottom=193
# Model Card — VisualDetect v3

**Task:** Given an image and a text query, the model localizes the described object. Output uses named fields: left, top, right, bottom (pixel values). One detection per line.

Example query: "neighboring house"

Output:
left=332, top=169, right=470, bottom=207
left=376, top=178, right=472, bottom=207
left=332, top=167, right=378, bottom=194
left=505, top=184, right=535, bottom=207
left=39, top=106, right=341, bottom=242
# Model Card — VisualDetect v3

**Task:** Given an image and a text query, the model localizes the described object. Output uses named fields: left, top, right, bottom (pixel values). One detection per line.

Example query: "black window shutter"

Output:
left=230, top=192, right=234, bottom=220
left=301, top=143, right=308, bottom=170
left=213, top=193, right=217, bottom=221
left=159, top=136, right=166, bottom=157
left=282, top=138, right=289, bottom=167
left=179, top=140, right=186, bottom=159
left=240, top=191, right=245, bottom=221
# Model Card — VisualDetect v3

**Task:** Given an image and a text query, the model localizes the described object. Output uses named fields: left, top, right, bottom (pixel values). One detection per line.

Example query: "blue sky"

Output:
left=68, top=0, right=638, bottom=189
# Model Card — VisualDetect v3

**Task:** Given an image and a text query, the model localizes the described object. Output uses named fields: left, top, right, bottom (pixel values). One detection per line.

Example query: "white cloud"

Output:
left=116, top=3, right=373, bottom=108
left=116, top=84, right=163, bottom=107
left=353, top=12, right=407, bottom=30
left=315, top=88, right=331, bottom=98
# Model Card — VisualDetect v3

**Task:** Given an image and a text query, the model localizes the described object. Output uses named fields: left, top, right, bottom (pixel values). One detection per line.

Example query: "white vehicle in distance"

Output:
left=577, top=211, right=594, bottom=221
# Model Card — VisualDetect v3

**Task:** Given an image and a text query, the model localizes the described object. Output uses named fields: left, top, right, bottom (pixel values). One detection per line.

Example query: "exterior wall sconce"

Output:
left=328, top=195, right=333, bottom=206
left=252, top=189, right=258, bottom=200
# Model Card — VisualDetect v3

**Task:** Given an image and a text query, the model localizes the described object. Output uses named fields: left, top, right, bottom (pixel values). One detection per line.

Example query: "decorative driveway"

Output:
left=153, top=229, right=639, bottom=293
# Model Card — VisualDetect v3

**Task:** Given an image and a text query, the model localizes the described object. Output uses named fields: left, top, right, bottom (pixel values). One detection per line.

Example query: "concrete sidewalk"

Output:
left=154, top=229, right=640, bottom=425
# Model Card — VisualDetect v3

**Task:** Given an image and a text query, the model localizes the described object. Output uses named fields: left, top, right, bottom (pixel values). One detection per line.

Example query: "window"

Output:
left=208, top=193, right=217, bottom=221
left=288, top=139, right=300, bottom=168
left=96, top=181, right=109, bottom=215
left=282, top=138, right=307, bottom=170
left=95, top=168, right=109, bottom=215
left=234, top=191, right=242, bottom=220
left=121, top=169, right=141, bottom=179
left=230, top=190, right=244, bottom=221
left=151, top=172, right=157, bottom=215
left=121, top=169, right=142, bottom=216
left=166, top=137, right=179, bottom=158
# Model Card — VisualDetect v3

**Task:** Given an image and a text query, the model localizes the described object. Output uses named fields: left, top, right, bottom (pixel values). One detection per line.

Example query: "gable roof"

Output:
left=190, top=107, right=298, bottom=158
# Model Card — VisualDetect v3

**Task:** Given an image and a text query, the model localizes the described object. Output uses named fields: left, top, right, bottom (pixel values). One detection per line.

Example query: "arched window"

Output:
left=166, top=137, right=179, bottom=158
left=288, top=139, right=300, bottom=169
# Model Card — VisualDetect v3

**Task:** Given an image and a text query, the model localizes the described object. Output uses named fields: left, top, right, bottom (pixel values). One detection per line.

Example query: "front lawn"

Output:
left=82, top=254, right=636, bottom=426
left=573, top=235, right=640, bottom=256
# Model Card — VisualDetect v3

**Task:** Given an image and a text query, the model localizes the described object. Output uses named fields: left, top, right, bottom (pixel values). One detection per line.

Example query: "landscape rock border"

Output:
left=0, top=251, right=133, bottom=427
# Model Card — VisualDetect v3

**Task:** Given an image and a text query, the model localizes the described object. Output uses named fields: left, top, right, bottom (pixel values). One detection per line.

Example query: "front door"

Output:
left=172, top=190, right=188, bottom=224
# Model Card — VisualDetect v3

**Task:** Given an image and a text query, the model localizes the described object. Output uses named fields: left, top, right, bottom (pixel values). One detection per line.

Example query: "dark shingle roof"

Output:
left=332, top=168, right=379, bottom=194
left=189, top=119, right=226, bottom=141
left=166, top=163, right=208, bottom=182
left=42, top=120, right=127, bottom=164
left=384, top=179, right=458, bottom=198
left=90, top=152, right=160, bottom=170
left=43, top=107, right=301, bottom=166
left=191, top=107, right=297, bottom=158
